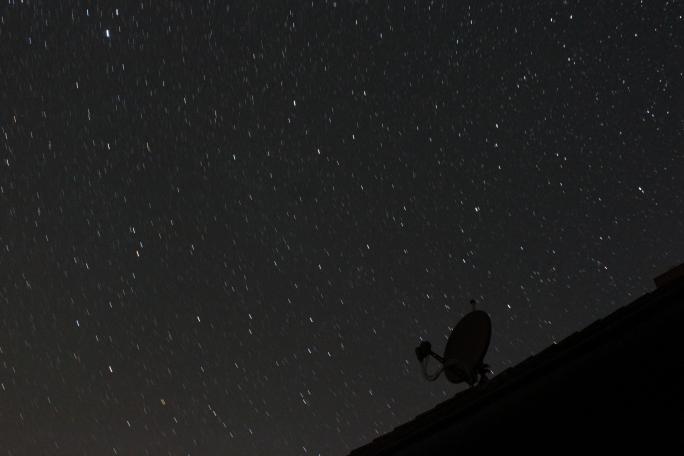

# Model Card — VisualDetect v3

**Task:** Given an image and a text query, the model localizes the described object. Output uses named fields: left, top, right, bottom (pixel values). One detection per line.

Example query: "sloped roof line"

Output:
left=350, top=277, right=684, bottom=455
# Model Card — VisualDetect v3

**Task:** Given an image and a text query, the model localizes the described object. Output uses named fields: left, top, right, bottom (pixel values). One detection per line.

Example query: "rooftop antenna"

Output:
left=415, top=299, right=492, bottom=386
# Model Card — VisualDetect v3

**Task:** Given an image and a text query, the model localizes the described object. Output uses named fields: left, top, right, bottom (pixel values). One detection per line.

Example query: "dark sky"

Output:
left=1, top=1, right=682, bottom=454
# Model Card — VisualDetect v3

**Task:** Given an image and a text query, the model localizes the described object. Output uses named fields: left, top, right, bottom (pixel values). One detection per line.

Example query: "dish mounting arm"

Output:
left=415, top=341, right=445, bottom=381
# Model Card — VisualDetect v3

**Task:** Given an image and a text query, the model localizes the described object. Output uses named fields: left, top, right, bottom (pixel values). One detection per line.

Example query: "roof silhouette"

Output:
left=350, top=263, right=684, bottom=454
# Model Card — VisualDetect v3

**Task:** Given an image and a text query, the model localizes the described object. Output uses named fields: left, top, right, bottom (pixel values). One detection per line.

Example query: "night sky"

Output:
left=1, top=1, right=683, bottom=454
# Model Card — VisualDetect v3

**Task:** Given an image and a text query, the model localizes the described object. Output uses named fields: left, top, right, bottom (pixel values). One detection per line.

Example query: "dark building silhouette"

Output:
left=350, top=263, right=684, bottom=454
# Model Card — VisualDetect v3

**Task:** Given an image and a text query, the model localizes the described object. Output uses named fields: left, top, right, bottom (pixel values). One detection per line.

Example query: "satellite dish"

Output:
left=415, top=300, right=492, bottom=386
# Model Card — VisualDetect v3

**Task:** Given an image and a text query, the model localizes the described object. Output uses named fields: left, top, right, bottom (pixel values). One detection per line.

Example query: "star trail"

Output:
left=1, top=1, right=682, bottom=455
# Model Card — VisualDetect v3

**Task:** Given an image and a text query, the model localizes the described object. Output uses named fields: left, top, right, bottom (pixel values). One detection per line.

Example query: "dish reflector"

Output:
left=415, top=305, right=492, bottom=386
left=443, top=310, right=491, bottom=384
